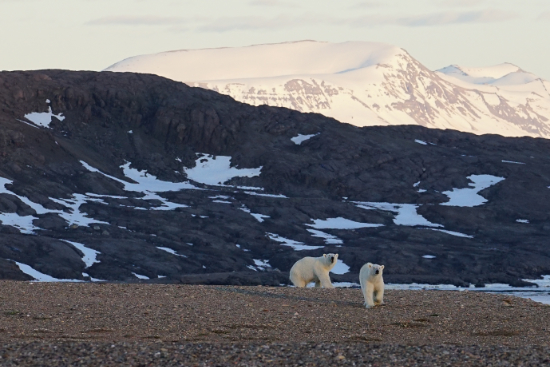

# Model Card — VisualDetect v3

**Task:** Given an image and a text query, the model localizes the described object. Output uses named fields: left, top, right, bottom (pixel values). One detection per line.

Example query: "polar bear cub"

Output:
left=289, top=253, right=339, bottom=288
left=359, top=262, right=385, bottom=308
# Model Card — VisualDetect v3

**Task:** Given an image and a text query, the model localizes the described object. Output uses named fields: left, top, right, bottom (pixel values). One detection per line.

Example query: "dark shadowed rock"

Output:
left=0, top=70, right=548, bottom=286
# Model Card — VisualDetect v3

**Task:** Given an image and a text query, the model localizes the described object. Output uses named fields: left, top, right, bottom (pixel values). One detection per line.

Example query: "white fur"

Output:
left=359, top=262, right=385, bottom=308
left=289, top=253, right=338, bottom=288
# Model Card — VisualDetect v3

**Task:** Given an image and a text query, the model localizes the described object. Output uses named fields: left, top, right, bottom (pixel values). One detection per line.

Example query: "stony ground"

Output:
left=0, top=281, right=549, bottom=365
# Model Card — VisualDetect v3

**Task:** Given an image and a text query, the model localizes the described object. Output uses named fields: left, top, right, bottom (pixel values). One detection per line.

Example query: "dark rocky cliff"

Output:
left=1, top=70, right=549, bottom=286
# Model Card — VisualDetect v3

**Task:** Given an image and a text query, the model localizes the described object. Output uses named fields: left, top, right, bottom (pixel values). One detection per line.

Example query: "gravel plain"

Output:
left=1, top=281, right=549, bottom=365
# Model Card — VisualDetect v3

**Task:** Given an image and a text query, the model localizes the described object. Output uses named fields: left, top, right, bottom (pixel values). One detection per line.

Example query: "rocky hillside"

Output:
left=105, top=41, right=550, bottom=139
left=1, top=70, right=550, bottom=286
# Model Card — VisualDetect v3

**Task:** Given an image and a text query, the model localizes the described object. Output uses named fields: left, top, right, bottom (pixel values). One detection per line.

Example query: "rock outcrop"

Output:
left=0, top=70, right=549, bottom=286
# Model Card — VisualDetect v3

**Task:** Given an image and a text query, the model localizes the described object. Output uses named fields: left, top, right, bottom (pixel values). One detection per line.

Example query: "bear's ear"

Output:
left=323, top=254, right=327, bottom=258
left=380, top=265, right=385, bottom=270
left=368, top=263, right=372, bottom=268
left=334, top=254, right=339, bottom=259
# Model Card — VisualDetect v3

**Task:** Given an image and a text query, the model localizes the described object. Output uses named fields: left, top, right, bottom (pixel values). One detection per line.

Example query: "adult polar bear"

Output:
left=359, top=262, right=385, bottom=308
left=289, top=254, right=339, bottom=288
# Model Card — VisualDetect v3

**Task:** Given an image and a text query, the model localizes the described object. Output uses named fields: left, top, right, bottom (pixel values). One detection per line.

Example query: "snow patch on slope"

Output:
left=64, top=240, right=100, bottom=268
left=332, top=259, right=350, bottom=274
left=24, top=100, right=65, bottom=128
left=353, top=202, right=442, bottom=227
left=291, top=133, right=319, bottom=145
left=185, top=154, right=262, bottom=186
left=386, top=277, right=550, bottom=305
left=157, top=246, right=187, bottom=258
left=132, top=272, right=149, bottom=280
left=441, top=174, right=505, bottom=207
left=249, top=259, right=270, bottom=271
left=426, top=228, right=473, bottom=238
left=15, top=262, right=80, bottom=282
left=307, top=217, right=383, bottom=229
left=243, top=191, right=287, bottom=198
left=266, top=232, right=323, bottom=251
left=306, top=229, right=343, bottom=245
left=239, top=206, right=270, bottom=222
left=50, top=194, right=110, bottom=227
left=81, top=160, right=192, bottom=211
left=0, top=176, right=107, bottom=233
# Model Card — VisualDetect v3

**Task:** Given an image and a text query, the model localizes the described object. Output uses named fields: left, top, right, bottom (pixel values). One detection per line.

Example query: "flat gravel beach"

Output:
left=0, top=281, right=549, bottom=365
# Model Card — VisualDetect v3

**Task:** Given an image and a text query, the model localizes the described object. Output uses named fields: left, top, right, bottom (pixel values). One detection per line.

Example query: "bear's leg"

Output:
left=314, top=280, right=321, bottom=287
left=374, top=286, right=384, bottom=305
left=364, top=283, right=375, bottom=308
left=317, top=273, right=334, bottom=288
left=360, top=278, right=367, bottom=305
left=290, top=273, right=307, bottom=288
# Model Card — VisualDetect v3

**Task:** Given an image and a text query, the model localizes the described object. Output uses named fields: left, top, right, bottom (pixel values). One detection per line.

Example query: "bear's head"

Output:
left=367, top=263, right=384, bottom=276
left=323, top=253, right=338, bottom=265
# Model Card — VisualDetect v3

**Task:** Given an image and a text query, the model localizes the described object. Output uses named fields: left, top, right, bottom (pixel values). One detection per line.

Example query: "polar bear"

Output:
left=359, top=262, right=385, bottom=308
left=289, top=253, right=339, bottom=288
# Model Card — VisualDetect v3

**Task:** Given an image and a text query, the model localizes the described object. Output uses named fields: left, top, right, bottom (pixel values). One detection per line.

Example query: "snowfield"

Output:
left=24, top=100, right=65, bottom=128
left=184, top=154, right=262, bottom=186
left=441, top=175, right=505, bottom=207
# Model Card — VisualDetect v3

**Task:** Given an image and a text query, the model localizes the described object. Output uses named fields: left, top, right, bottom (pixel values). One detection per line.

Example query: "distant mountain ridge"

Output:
left=105, top=40, right=550, bottom=139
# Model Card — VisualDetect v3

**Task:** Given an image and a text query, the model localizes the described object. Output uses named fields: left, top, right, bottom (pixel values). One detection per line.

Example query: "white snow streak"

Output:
left=306, top=229, right=343, bottom=245
left=185, top=154, right=261, bottom=186
left=132, top=272, right=150, bottom=280
left=0, top=176, right=109, bottom=233
left=307, top=217, right=383, bottom=229
left=502, top=160, right=525, bottom=165
left=239, top=206, right=270, bottom=222
left=248, top=259, right=270, bottom=271
left=354, top=202, right=442, bottom=227
left=426, top=228, right=474, bottom=238
left=15, top=262, right=80, bottom=282
left=291, top=133, right=319, bottom=145
left=80, top=160, right=193, bottom=211
left=386, top=276, right=550, bottom=305
left=64, top=240, right=100, bottom=268
left=24, top=106, right=65, bottom=128
left=243, top=191, right=287, bottom=198
left=441, top=174, right=505, bottom=207
left=266, top=232, right=324, bottom=251
left=157, top=246, right=187, bottom=258
left=331, top=259, right=350, bottom=274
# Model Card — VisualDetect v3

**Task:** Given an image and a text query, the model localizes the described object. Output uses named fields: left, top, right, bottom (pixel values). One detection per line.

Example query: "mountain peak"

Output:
left=105, top=41, right=550, bottom=139
left=436, top=63, right=528, bottom=85
left=105, top=41, right=405, bottom=82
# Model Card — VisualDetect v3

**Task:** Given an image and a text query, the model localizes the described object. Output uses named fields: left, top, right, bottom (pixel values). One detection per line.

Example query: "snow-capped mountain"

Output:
left=436, top=63, right=539, bottom=86
left=105, top=41, right=550, bottom=139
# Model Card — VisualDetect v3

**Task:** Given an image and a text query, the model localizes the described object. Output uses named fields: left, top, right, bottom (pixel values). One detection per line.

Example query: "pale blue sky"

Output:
left=1, top=0, right=549, bottom=79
